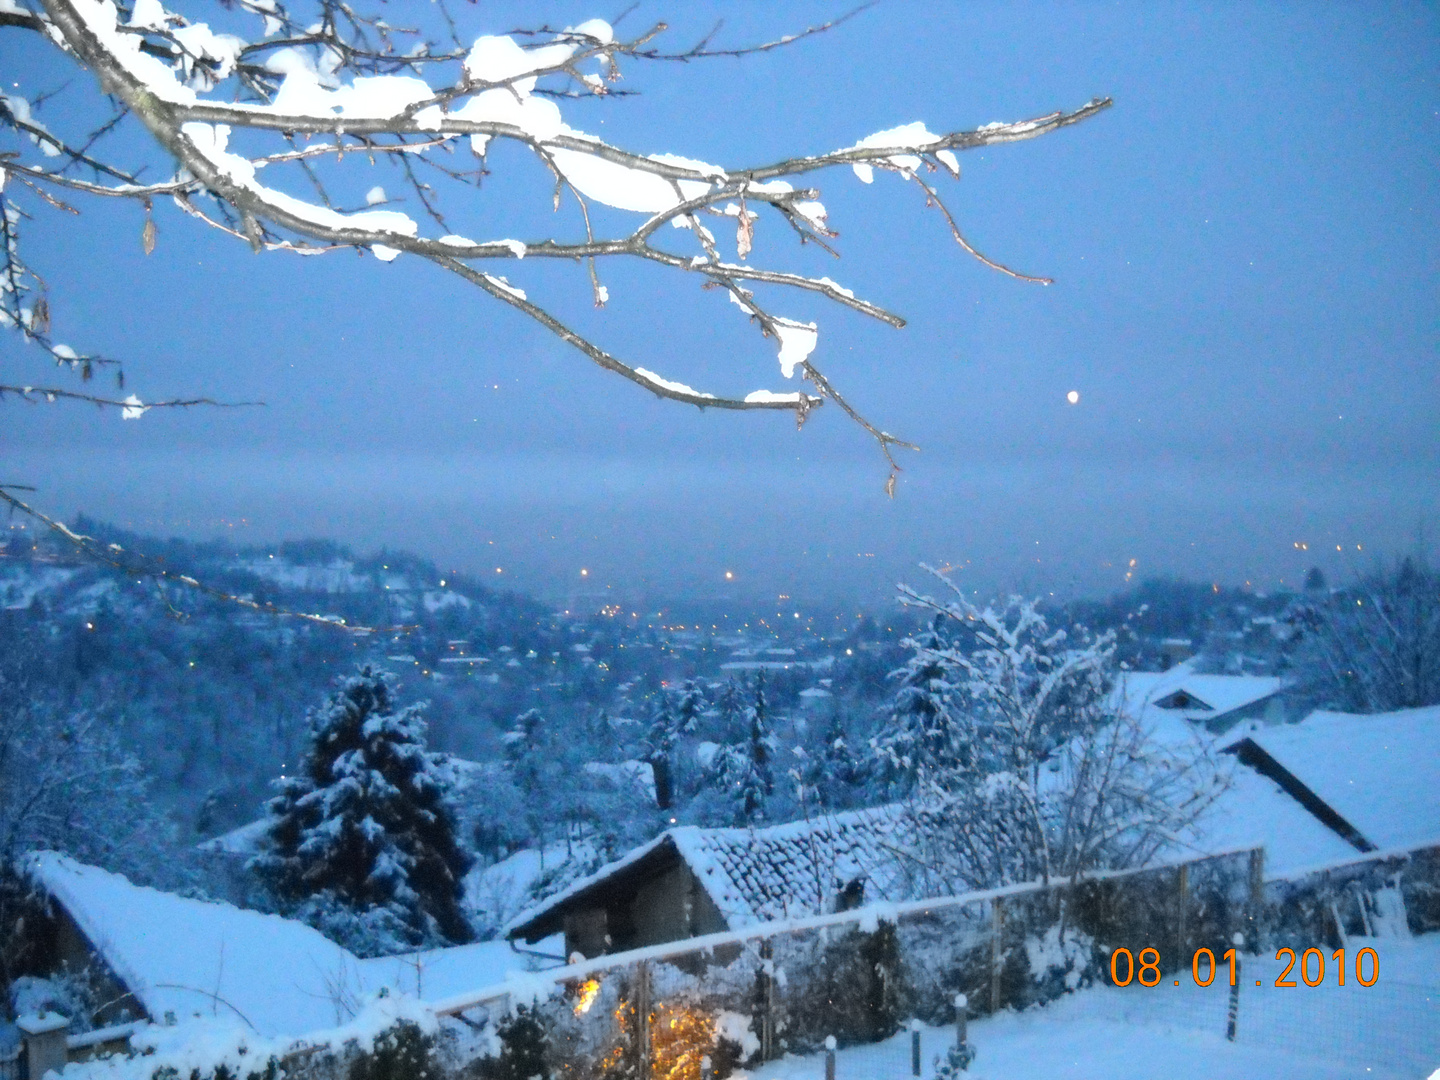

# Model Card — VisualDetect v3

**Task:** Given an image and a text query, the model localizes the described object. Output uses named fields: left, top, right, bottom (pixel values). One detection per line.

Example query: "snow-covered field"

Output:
left=744, top=935, right=1440, bottom=1080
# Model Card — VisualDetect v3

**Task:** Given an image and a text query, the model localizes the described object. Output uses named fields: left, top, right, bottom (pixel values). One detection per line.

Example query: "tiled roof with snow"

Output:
left=673, top=807, right=911, bottom=925
left=1224, top=704, right=1440, bottom=851
left=505, top=807, right=912, bottom=937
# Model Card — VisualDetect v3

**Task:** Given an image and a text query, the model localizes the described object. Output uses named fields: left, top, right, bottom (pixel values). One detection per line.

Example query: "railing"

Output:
left=429, top=848, right=1264, bottom=1079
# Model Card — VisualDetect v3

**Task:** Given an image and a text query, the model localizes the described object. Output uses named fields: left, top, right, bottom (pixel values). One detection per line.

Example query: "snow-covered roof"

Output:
left=1223, top=704, right=1440, bottom=852
left=505, top=806, right=910, bottom=939
left=27, top=852, right=363, bottom=1037
left=1115, top=664, right=1284, bottom=727
left=1176, top=763, right=1359, bottom=877
left=26, top=853, right=542, bottom=1038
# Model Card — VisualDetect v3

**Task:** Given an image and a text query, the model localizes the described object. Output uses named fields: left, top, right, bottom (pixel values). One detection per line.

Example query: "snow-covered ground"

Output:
left=744, top=935, right=1440, bottom=1080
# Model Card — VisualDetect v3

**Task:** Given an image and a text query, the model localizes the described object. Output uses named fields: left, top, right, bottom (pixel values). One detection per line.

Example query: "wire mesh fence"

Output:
left=437, top=849, right=1263, bottom=1079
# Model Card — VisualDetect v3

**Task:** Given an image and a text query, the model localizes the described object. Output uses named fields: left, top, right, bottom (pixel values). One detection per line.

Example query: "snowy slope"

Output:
left=356, top=940, right=533, bottom=1001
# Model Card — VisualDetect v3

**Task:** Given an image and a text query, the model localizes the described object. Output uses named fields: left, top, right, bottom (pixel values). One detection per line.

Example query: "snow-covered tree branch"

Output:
left=2, top=0, right=1110, bottom=484
left=890, top=567, right=1227, bottom=892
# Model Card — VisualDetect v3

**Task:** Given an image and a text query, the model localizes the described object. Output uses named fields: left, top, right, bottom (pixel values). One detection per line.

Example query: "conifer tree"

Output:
left=503, top=709, right=555, bottom=849
left=804, top=710, right=861, bottom=810
left=675, top=679, right=708, bottom=735
left=715, top=677, right=746, bottom=739
left=642, top=681, right=706, bottom=811
left=642, top=692, right=680, bottom=810
left=717, top=672, right=775, bottom=825
left=872, top=616, right=969, bottom=795
left=253, top=667, right=472, bottom=953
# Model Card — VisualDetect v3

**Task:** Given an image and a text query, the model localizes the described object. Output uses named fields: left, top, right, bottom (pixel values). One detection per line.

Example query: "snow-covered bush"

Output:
left=1023, top=924, right=1096, bottom=999
left=894, top=569, right=1224, bottom=892
left=56, top=996, right=439, bottom=1080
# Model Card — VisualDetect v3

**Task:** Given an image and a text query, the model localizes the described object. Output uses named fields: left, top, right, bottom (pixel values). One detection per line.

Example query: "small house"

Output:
left=1116, top=662, right=1287, bottom=732
left=21, top=853, right=530, bottom=1039
left=504, top=807, right=909, bottom=960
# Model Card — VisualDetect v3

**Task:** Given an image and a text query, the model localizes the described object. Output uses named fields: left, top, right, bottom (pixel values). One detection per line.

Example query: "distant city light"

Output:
left=1066, top=390, right=1080, bottom=404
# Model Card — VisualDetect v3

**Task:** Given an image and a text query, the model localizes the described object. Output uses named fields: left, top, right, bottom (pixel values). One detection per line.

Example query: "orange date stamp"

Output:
left=1107, top=946, right=1380, bottom=988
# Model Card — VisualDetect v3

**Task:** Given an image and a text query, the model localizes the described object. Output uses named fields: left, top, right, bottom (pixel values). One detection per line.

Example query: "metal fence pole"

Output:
left=910, top=1019, right=922, bottom=1077
left=954, top=992, right=968, bottom=1054
left=824, top=1035, right=837, bottom=1080
left=1225, top=933, right=1242, bottom=1042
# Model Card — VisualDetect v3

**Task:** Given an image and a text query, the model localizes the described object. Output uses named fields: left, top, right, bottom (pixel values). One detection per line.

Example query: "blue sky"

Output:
left=4, top=1, right=1437, bottom=604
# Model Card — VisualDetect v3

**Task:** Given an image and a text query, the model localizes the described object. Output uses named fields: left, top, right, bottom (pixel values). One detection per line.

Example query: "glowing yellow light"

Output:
left=725, top=571, right=734, bottom=580
left=574, top=978, right=601, bottom=1015
left=581, top=568, right=589, bottom=576
left=1066, top=390, right=1080, bottom=404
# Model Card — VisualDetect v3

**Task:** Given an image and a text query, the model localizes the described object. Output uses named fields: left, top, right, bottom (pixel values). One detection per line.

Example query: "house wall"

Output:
left=563, top=907, right=610, bottom=961
left=559, top=862, right=732, bottom=961
left=628, top=863, right=694, bottom=949
left=51, top=908, right=146, bottom=1027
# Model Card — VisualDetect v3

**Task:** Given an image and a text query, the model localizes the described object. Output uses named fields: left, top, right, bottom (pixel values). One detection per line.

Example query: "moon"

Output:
left=1066, top=390, right=1080, bottom=405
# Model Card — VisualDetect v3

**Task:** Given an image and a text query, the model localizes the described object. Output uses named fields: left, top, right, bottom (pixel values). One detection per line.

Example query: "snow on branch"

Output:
left=5, top=0, right=1111, bottom=488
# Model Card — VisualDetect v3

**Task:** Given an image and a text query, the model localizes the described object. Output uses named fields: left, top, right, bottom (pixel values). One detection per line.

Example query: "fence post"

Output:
left=1225, top=933, right=1243, bottom=1042
left=634, top=962, right=651, bottom=1080
left=910, top=1019, right=922, bottom=1077
left=1176, top=862, right=1190, bottom=968
left=1248, top=848, right=1265, bottom=936
left=954, top=993, right=968, bottom=1053
left=824, top=1035, right=836, bottom=1080
left=758, top=938, right=775, bottom=1062
left=989, top=897, right=1004, bottom=1014
left=18, top=1013, right=69, bottom=1080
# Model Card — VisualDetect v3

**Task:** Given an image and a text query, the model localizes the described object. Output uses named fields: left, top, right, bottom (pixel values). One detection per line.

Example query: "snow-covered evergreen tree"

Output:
left=715, top=673, right=776, bottom=825
left=715, top=677, right=746, bottom=739
left=640, top=681, right=706, bottom=811
left=252, top=667, right=472, bottom=954
left=803, top=709, right=862, bottom=810
left=642, top=692, right=680, bottom=810
left=675, top=678, right=708, bottom=734
left=502, top=708, right=556, bottom=849
left=871, top=615, right=969, bottom=795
